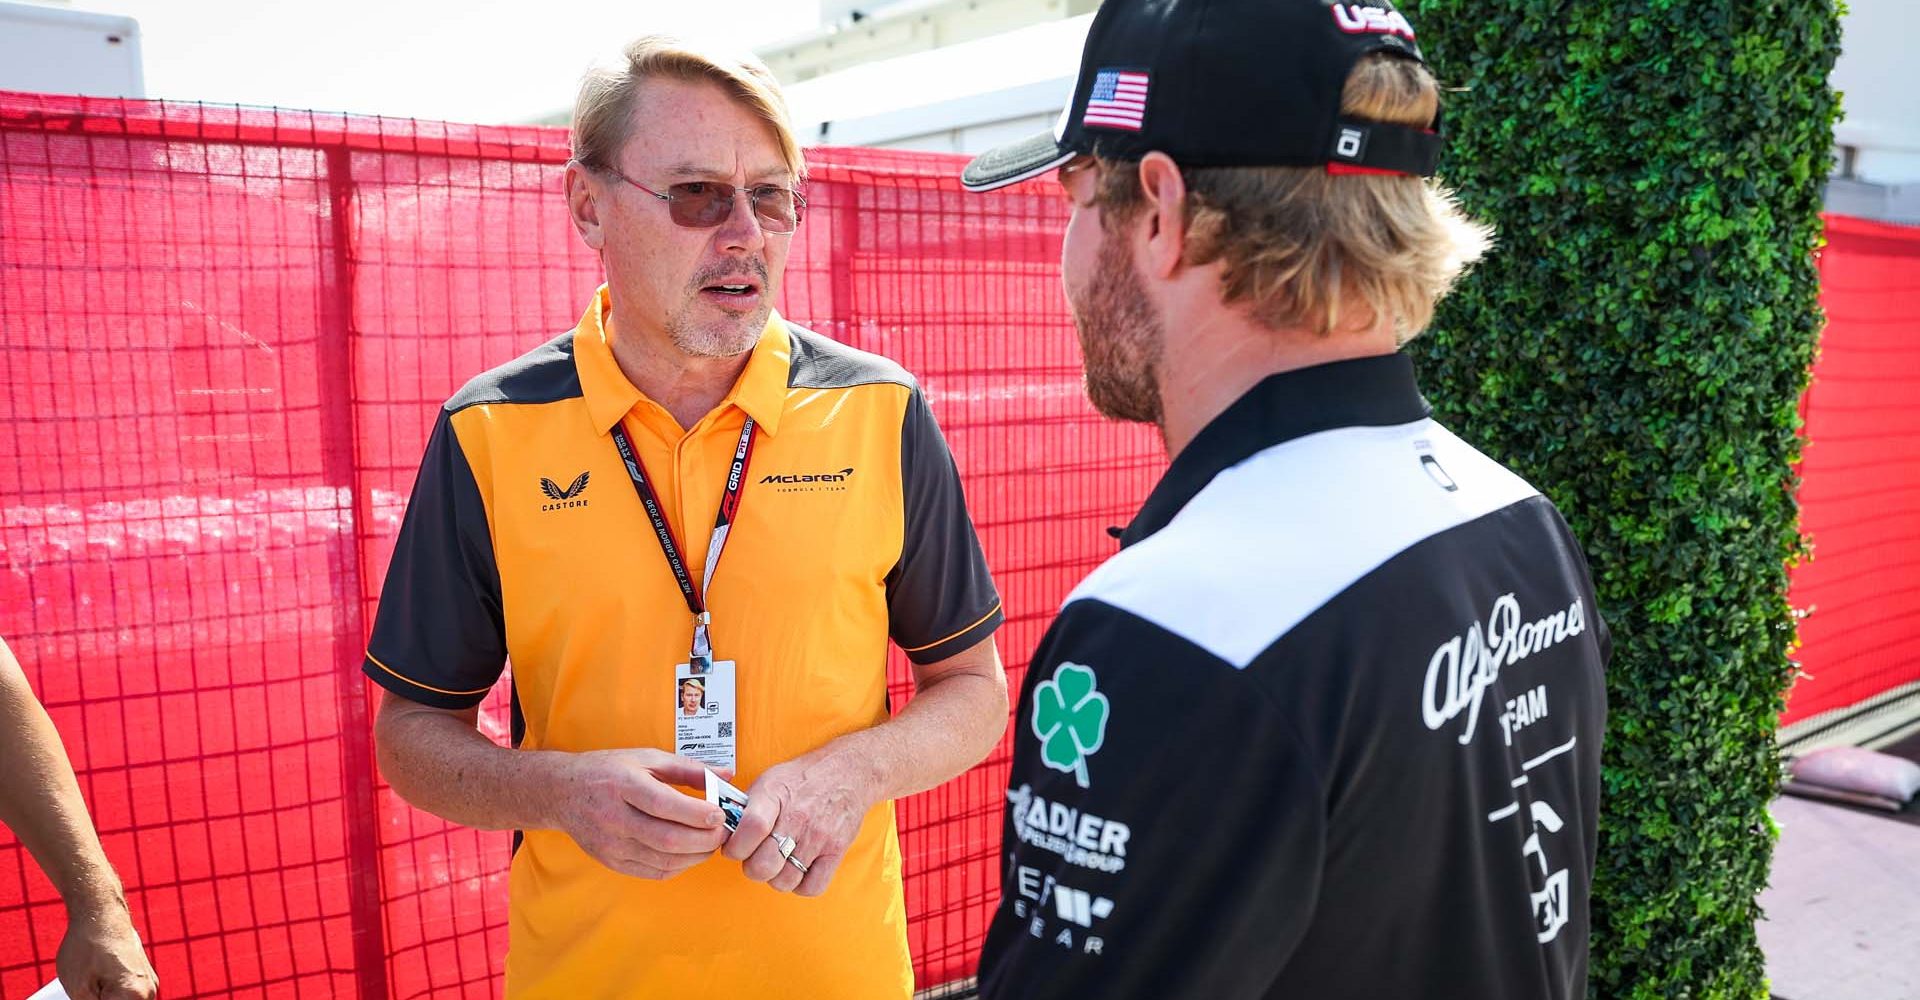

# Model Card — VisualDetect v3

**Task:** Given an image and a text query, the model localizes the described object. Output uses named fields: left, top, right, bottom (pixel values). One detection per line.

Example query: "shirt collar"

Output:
left=574, top=285, right=791, bottom=437
left=1120, top=353, right=1432, bottom=548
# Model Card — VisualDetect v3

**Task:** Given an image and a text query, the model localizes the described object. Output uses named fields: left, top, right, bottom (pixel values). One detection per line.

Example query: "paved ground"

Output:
left=1760, top=795, right=1920, bottom=1000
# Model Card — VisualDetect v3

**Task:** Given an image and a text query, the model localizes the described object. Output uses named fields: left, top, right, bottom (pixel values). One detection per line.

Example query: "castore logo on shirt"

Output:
left=539, top=472, right=590, bottom=511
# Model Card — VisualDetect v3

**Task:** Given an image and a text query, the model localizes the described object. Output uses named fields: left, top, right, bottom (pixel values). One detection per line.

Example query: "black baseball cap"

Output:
left=961, top=0, right=1441, bottom=192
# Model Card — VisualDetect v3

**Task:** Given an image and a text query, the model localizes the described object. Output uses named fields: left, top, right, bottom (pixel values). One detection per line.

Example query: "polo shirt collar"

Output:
left=1120, top=353, right=1432, bottom=548
left=574, top=285, right=791, bottom=436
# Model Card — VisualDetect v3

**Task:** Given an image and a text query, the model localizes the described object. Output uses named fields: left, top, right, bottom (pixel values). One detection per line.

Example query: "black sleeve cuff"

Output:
left=363, top=653, right=494, bottom=710
left=898, top=601, right=1005, bottom=665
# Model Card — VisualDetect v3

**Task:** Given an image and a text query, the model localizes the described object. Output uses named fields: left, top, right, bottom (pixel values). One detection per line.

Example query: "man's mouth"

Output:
left=699, top=275, right=763, bottom=302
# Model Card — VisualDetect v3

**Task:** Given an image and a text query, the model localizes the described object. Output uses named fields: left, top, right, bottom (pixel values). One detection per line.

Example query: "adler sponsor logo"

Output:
left=1423, top=593, right=1586, bottom=745
left=1331, top=4, right=1416, bottom=40
left=1007, top=784, right=1131, bottom=873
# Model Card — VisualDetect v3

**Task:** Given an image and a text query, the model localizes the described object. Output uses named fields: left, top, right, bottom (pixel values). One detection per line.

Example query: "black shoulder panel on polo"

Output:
left=888, top=386, right=1005, bottom=663
left=363, top=409, right=508, bottom=709
left=785, top=321, right=917, bottom=391
left=445, top=331, right=582, bottom=414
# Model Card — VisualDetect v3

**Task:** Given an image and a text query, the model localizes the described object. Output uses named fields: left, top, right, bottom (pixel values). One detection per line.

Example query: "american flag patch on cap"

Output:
left=1081, top=70, right=1149, bottom=131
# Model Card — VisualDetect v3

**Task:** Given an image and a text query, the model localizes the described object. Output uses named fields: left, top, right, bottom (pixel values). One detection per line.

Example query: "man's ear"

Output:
left=1136, top=152, right=1189, bottom=280
left=564, top=162, right=607, bottom=251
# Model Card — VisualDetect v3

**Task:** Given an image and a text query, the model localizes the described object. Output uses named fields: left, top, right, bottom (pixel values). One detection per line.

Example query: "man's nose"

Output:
left=714, top=188, right=767, bottom=253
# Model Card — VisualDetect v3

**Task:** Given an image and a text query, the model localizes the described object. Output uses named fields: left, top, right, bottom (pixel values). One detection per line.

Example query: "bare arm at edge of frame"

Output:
left=0, top=636, right=158, bottom=1000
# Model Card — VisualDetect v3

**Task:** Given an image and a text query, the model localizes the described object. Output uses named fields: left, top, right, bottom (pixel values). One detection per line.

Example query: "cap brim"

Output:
left=961, top=130, right=1077, bottom=193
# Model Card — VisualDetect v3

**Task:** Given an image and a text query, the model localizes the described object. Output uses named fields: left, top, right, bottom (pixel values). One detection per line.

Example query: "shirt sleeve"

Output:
left=886, top=387, right=1004, bottom=663
left=362, top=409, right=507, bottom=709
left=978, top=606, right=1326, bottom=1000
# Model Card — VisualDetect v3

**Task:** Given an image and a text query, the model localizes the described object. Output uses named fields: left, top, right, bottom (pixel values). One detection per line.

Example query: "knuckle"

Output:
left=626, top=777, right=666, bottom=812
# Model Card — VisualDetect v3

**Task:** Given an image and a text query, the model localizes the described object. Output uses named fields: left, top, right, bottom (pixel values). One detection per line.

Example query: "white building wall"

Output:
left=1832, top=0, right=1919, bottom=185
left=774, top=0, right=1916, bottom=220
left=0, top=1, right=144, bottom=99
left=762, top=0, right=1093, bottom=83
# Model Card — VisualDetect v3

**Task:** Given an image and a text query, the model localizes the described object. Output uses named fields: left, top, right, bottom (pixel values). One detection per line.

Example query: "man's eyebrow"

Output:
left=661, top=161, right=794, bottom=185
left=663, top=162, right=728, bottom=179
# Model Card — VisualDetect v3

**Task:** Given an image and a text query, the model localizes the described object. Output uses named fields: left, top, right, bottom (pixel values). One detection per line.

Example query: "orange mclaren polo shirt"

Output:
left=363, top=287, right=1004, bottom=998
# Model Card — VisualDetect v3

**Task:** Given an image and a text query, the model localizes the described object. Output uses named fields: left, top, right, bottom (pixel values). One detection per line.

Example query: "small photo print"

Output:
left=719, top=793, right=746, bottom=830
left=705, top=769, right=750, bottom=832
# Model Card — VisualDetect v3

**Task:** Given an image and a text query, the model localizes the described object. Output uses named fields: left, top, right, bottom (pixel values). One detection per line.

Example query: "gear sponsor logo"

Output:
left=1010, top=864, right=1113, bottom=956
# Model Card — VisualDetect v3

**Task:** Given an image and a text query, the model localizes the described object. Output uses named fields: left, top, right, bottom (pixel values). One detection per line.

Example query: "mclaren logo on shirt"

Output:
left=761, top=467, right=855, bottom=493
left=539, top=472, right=590, bottom=511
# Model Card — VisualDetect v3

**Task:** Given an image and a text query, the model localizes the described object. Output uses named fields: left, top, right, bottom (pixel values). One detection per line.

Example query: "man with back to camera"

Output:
left=364, top=36, right=1009, bottom=997
left=960, top=0, right=1611, bottom=996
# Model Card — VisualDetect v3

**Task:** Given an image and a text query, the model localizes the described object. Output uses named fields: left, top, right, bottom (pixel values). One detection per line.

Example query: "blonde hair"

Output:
left=1095, top=54, right=1491, bottom=339
left=572, top=36, right=806, bottom=179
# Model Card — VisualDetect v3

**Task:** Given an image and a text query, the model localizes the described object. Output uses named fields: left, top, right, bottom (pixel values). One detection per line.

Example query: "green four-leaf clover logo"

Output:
left=1031, top=662, right=1110, bottom=788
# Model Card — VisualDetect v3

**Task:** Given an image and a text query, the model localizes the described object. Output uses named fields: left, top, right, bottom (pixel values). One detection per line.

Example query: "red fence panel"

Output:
left=1783, top=214, right=1920, bottom=726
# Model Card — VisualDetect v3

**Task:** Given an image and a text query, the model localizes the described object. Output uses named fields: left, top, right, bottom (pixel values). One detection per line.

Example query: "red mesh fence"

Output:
left=1, top=90, right=1915, bottom=996
left=1782, top=214, right=1920, bottom=726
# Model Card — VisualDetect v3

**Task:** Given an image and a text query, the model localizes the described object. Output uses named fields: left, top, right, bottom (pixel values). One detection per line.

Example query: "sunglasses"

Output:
left=599, top=166, right=805, bottom=234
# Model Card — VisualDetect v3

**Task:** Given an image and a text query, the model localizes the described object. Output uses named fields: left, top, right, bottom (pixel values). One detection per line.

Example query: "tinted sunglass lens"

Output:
left=669, top=182, right=736, bottom=228
left=753, top=189, right=800, bottom=233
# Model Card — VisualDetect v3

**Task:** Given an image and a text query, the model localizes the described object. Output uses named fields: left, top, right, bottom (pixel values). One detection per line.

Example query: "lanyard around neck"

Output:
left=608, top=416, right=758, bottom=667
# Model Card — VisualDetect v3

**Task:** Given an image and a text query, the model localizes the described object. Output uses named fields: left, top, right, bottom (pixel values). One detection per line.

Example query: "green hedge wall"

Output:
left=1404, top=1, right=1841, bottom=996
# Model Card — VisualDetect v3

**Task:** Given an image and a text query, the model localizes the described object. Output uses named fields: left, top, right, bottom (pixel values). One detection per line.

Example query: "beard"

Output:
left=1069, top=229, right=1165, bottom=424
left=665, top=258, right=773, bottom=358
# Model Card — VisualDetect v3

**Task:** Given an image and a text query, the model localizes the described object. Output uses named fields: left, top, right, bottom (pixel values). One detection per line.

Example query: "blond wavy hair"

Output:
left=571, top=36, right=805, bottom=180
left=1095, top=54, right=1491, bottom=339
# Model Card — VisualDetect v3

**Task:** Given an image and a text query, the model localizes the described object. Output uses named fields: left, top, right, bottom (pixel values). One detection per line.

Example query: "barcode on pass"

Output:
left=718, top=722, right=733, bottom=738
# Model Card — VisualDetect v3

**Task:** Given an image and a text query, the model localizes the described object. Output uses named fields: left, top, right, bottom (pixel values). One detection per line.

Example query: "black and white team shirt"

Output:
left=979, top=355, right=1610, bottom=1000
